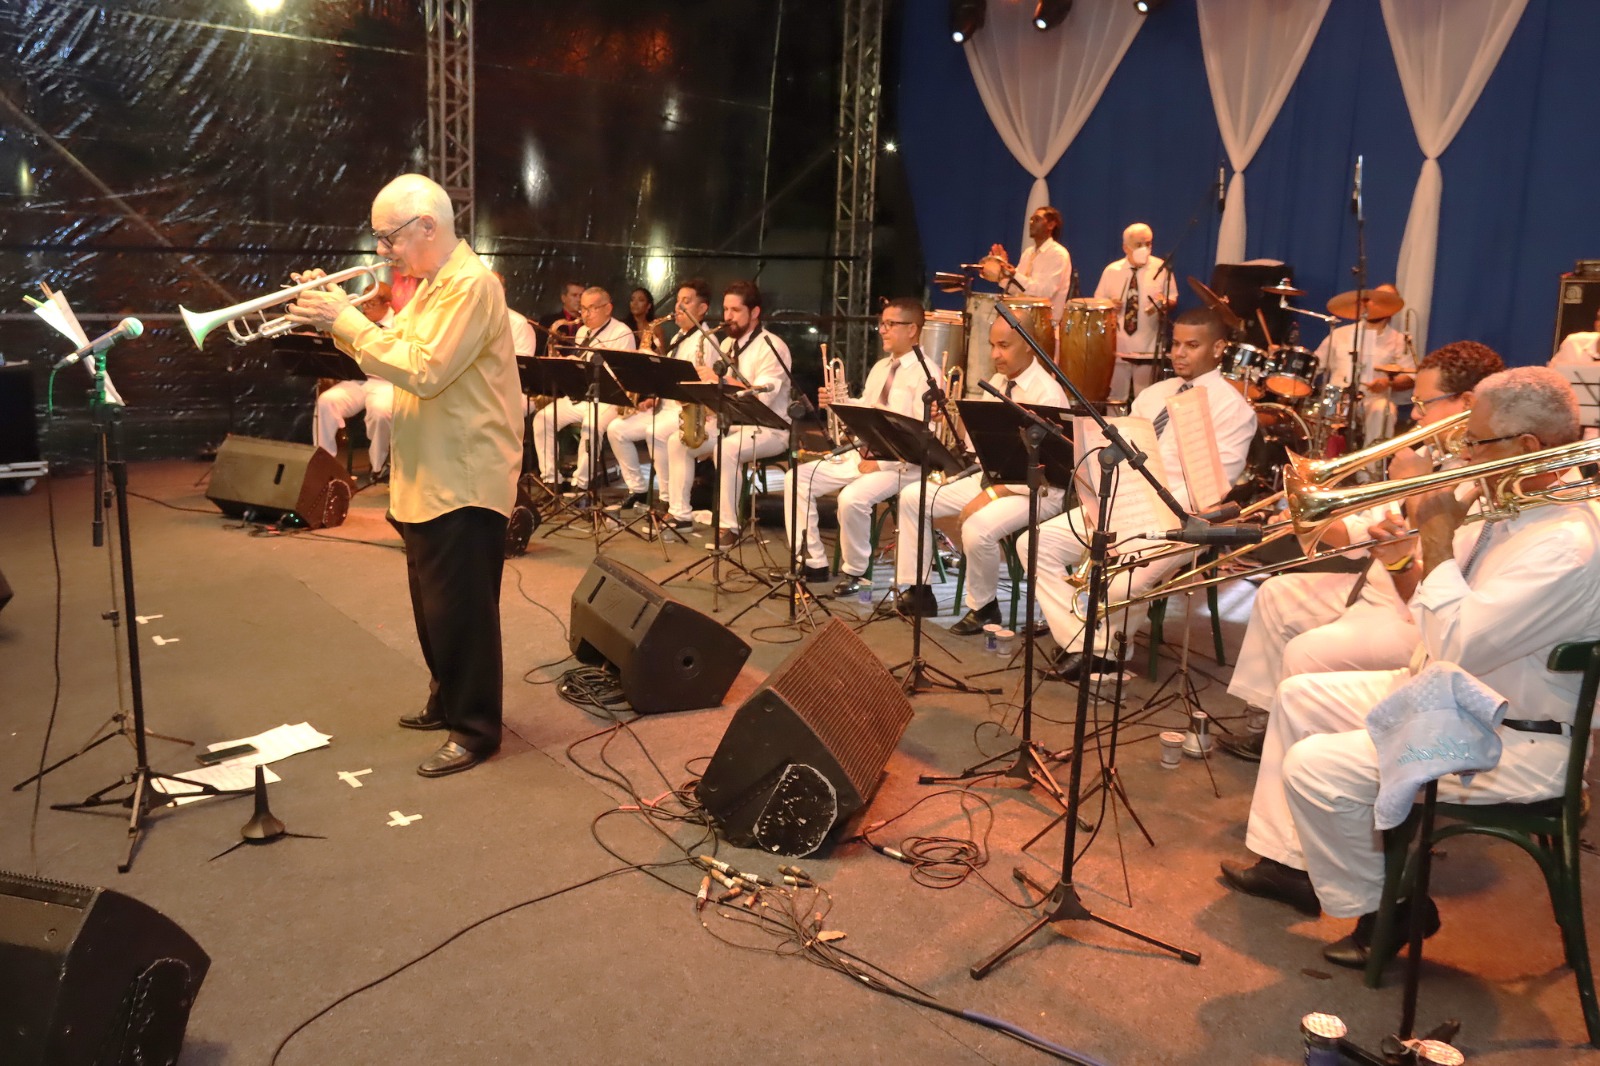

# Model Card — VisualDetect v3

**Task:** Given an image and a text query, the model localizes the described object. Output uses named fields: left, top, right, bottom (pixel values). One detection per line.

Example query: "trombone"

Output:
left=1063, top=410, right=1472, bottom=617
left=180, top=264, right=386, bottom=349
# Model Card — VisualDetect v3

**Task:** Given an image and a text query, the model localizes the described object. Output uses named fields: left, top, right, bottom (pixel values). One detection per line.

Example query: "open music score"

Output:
left=1072, top=416, right=1181, bottom=540
left=1166, top=387, right=1228, bottom=513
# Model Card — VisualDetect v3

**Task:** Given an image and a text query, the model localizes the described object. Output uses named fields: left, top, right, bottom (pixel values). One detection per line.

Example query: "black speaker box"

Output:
left=0, top=363, right=41, bottom=465
left=0, top=870, right=210, bottom=1065
left=569, top=557, right=751, bottom=714
left=696, top=618, right=913, bottom=856
left=1553, top=273, right=1600, bottom=356
left=205, top=434, right=354, bottom=529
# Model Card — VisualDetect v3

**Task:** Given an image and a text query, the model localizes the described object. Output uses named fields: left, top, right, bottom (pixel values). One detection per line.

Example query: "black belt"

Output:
left=1502, top=718, right=1570, bottom=736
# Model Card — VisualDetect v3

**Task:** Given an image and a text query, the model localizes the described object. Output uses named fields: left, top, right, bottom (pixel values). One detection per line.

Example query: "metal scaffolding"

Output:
left=424, top=0, right=476, bottom=237
left=829, top=0, right=885, bottom=383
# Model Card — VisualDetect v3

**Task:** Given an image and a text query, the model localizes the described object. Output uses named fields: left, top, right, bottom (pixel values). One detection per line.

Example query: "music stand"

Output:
left=1557, top=365, right=1600, bottom=434
left=514, top=356, right=567, bottom=508
left=918, top=398, right=1076, bottom=792
left=658, top=381, right=784, bottom=611
left=274, top=346, right=365, bottom=382
left=536, top=356, right=637, bottom=541
left=600, top=350, right=699, bottom=551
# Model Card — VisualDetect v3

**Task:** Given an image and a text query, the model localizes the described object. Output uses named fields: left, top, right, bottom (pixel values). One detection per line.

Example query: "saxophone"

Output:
left=929, top=364, right=968, bottom=485
left=679, top=331, right=710, bottom=449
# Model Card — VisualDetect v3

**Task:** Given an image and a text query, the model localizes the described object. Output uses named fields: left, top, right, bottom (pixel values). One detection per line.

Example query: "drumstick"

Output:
left=1256, top=308, right=1276, bottom=349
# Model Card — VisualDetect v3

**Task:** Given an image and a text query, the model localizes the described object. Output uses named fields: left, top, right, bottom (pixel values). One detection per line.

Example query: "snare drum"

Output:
left=1058, top=297, right=1117, bottom=405
left=1222, top=343, right=1270, bottom=401
left=1306, top=382, right=1348, bottom=427
left=965, top=293, right=1055, bottom=394
left=1265, top=346, right=1317, bottom=400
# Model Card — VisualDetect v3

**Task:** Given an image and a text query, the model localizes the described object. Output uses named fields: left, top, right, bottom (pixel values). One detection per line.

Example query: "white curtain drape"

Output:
left=964, top=1, right=1143, bottom=249
left=1382, top=0, right=1527, bottom=353
left=1196, top=0, right=1330, bottom=264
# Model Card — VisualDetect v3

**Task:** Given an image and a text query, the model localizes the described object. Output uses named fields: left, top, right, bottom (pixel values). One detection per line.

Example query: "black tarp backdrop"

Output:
left=0, top=0, right=844, bottom=461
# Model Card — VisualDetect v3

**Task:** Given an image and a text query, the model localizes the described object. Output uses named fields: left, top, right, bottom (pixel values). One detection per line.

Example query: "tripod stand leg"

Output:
left=12, top=729, right=120, bottom=791
left=120, top=770, right=151, bottom=873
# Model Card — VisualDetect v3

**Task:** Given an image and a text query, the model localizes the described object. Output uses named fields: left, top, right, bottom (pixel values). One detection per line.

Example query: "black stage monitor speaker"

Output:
left=205, top=434, right=354, bottom=529
left=696, top=618, right=914, bottom=856
left=0, top=870, right=210, bottom=1065
left=569, top=557, right=751, bottom=714
left=1553, top=272, right=1600, bottom=357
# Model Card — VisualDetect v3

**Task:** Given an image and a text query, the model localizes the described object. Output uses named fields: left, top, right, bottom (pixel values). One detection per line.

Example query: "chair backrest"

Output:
left=1545, top=639, right=1600, bottom=821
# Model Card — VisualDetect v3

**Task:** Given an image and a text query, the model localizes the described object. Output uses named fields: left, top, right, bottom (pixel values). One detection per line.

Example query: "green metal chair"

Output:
left=1363, top=639, right=1600, bottom=1046
left=950, top=532, right=1025, bottom=629
left=1144, top=553, right=1228, bottom=680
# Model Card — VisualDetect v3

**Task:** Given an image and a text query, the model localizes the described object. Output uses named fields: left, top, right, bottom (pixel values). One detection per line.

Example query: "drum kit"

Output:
left=1191, top=275, right=1408, bottom=493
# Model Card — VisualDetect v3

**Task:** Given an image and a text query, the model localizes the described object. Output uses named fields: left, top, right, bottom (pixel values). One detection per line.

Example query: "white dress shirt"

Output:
left=1551, top=331, right=1600, bottom=365
left=1129, top=367, right=1257, bottom=511
left=859, top=347, right=938, bottom=421
left=1012, top=237, right=1072, bottom=323
left=722, top=327, right=791, bottom=425
left=1315, top=322, right=1412, bottom=399
left=577, top=316, right=637, bottom=356
left=507, top=309, right=536, bottom=359
left=1094, top=256, right=1176, bottom=354
left=980, top=355, right=1069, bottom=493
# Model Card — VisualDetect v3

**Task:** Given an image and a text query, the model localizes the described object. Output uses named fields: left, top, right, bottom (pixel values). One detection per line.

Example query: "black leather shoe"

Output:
left=893, top=583, right=940, bottom=618
left=832, top=573, right=867, bottom=597
left=802, top=564, right=831, bottom=583
left=1218, top=730, right=1266, bottom=762
left=1219, top=857, right=1321, bottom=916
left=951, top=601, right=1002, bottom=636
left=398, top=709, right=446, bottom=731
left=612, top=492, right=647, bottom=511
left=1323, top=897, right=1440, bottom=969
left=1053, top=651, right=1122, bottom=682
left=716, top=529, right=740, bottom=549
left=417, top=740, right=493, bottom=778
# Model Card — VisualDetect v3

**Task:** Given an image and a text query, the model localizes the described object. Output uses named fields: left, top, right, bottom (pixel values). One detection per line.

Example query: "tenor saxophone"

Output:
left=929, top=364, right=967, bottom=485
left=679, top=330, right=710, bottom=449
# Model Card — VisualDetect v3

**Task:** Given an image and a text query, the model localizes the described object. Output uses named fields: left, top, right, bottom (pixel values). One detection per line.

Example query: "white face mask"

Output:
left=1129, top=245, right=1151, bottom=267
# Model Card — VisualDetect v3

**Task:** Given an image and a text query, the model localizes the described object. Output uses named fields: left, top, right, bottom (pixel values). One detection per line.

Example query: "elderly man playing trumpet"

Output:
left=286, top=173, right=523, bottom=778
left=1220, top=341, right=1506, bottom=761
left=1219, top=366, right=1600, bottom=967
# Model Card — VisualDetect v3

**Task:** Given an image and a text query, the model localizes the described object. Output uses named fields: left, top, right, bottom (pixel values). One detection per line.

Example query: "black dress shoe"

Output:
left=398, top=709, right=446, bottom=731
left=612, top=492, right=647, bottom=511
left=666, top=516, right=695, bottom=531
left=802, top=564, right=831, bottom=583
left=1219, top=857, right=1321, bottom=916
left=951, top=600, right=1002, bottom=636
left=1053, top=651, right=1122, bottom=682
left=832, top=573, right=869, bottom=597
left=1323, top=896, right=1440, bottom=969
left=716, top=529, right=740, bottom=549
left=893, top=583, right=940, bottom=618
left=417, top=740, right=493, bottom=778
left=1218, top=730, right=1266, bottom=762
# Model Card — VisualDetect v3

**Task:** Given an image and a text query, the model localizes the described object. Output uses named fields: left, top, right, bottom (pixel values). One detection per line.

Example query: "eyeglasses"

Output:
left=877, top=320, right=916, bottom=331
left=1461, top=432, right=1522, bottom=450
left=372, top=215, right=421, bottom=246
left=1410, top=391, right=1462, bottom=415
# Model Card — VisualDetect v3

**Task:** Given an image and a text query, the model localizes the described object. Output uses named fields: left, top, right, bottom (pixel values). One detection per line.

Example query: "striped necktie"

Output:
left=1151, top=381, right=1191, bottom=437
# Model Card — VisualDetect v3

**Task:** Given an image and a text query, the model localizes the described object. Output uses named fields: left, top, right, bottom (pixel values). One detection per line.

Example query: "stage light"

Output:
left=1034, top=0, right=1072, bottom=30
left=247, top=0, right=282, bottom=13
left=883, top=140, right=898, bottom=154
left=949, top=0, right=986, bottom=44
left=1133, top=0, right=1168, bottom=14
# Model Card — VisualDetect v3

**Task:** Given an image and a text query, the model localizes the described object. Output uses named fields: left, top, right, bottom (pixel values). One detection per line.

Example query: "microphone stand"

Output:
left=1146, top=170, right=1229, bottom=382
left=1345, top=155, right=1369, bottom=449
left=51, top=350, right=249, bottom=872
left=969, top=301, right=1200, bottom=979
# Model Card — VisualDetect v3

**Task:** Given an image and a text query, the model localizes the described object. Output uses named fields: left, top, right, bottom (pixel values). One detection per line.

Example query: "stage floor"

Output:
left=0, top=461, right=1594, bottom=1065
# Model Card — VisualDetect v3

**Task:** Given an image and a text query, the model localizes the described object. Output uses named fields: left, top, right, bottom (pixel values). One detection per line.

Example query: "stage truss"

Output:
left=830, top=0, right=886, bottom=383
left=424, top=0, right=476, bottom=237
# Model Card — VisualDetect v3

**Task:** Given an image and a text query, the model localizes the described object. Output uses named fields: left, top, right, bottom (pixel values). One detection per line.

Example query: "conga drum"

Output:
left=964, top=294, right=1055, bottom=395
left=1058, top=297, right=1117, bottom=405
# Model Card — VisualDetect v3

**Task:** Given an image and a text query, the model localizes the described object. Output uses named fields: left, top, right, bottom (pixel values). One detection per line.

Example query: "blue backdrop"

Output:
left=895, top=0, right=1600, bottom=366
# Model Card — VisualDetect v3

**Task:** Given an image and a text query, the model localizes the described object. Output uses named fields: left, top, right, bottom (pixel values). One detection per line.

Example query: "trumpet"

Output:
left=1062, top=410, right=1475, bottom=618
left=937, top=364, right=966, bottom=452
left=821, top=346, right=849, bottom=446
left=179, top=264, right=386, bottom=349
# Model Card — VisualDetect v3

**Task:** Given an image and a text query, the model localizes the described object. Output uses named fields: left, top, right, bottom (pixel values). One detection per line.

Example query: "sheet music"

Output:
left=1166, top=387, right=1227, bottom=512
left=1556, top=365, right=1600, bottom=430
left=1072, top=416, right=1180, bottom=541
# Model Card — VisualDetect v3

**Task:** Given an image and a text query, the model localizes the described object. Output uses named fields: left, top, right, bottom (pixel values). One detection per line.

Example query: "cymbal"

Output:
left=1262, top=281, right=1305, bottom=297
left=1187, top=276, right=1243, bottom=330
left=1327, top=288, right=1405, bottom=321
left=1372, top=363, right=1407, bottom=375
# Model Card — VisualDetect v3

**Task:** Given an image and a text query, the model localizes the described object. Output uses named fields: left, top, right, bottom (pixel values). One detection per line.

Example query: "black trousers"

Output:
left=398, top=506, right=507, bottom=754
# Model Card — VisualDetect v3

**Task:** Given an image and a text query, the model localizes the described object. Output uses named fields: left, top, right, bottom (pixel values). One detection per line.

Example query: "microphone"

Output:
left=1350, top=155, right=1363, bottom=218
left=1217, top=165, right=1227, bottom=214
left=54, top=317, right=143, bottom=370
left=1137, top=519, right=1263, bottom=546
left=946, top=462, right=982, bottom=482
left=734, top=384, right=773, bottom=399
left=1192, top=502, right=1241, bottom=524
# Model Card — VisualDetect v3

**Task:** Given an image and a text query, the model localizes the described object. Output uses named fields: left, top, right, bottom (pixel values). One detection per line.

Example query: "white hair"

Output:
left=375, top=174, right=455, bottom=238
left=582, top=286, right=611, bottom=304
left=1123, top=222, right=1152, bottom=245
left=1476, top=366, right=1581, bottom=447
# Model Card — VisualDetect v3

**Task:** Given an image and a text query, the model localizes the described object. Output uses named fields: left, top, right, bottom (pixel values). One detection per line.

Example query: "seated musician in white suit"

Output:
left=1022, top=308, right=1256, bottom=680
left=1219, top=367, right=1600, bottom=968
left=314, top=279, right=395, bottom=478
left=529, top=285, right=636, bottom=491
left=783, top=298, right=939, bottom=589
left=891, top=313, right=1069, bottom=629
left=1219, top=341, right=1505, bottom=761
left=652, top=280, right=725, bottom=531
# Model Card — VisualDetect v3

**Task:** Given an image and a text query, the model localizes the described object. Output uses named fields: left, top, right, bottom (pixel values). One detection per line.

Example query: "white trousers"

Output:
left=605, top=407, right=662, bottom=494
left=1359, top=395, right=1399, bottom=446
left=1245, top=668, right=1571, bottom=917
left=661, top=419, right=718, bottom=521
left=531, top=398, right=621, bottom=487
left=894, top=476, right=1063, bottom=611
left=1226, top=568, right=1419, bottom=710
left=783, top=455, right=915, bottom=574
left=1108, top=354, right=1156, bottom=406
left=713, top=425, right=787, bottom=529
left=314, top=379, right=393, bottom=472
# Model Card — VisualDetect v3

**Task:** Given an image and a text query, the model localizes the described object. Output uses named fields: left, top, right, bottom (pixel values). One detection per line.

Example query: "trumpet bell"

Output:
left=180, top=304, right=227, bottom=350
